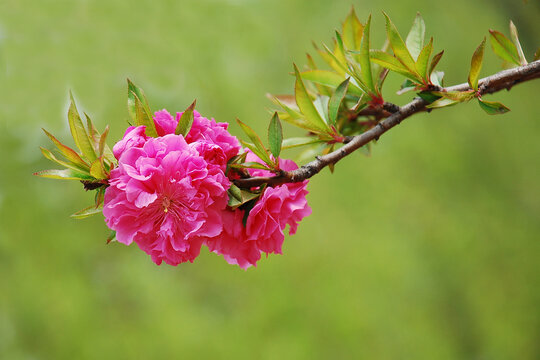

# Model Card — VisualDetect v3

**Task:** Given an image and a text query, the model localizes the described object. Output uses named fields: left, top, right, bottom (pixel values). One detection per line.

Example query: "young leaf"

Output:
left=90, top=158, right=108, bottom=179
left=42, top=129, right=89, bottom=170
left=40, top=147, right=90, bottom=174
left=267, top=112, right=283, bottom=159
left=301, top=70, right=364, bottom=96
left=434, top=91, right=475, bottom=102
left=175, top=100, right=197, bottom=137
left=282, top=137, right=325, bottom=149
left=416, top=37, right=433, bottom=81
left=68, top=94, right=97, bottom=163
left=468, top=38, right=486, bottom=91
left=230, top=162, right=272, bottom=171
left=98, top=125, right=109, bottom=158
left=237, top=119, right=273, bottom=166
left=489, top=30, right=520, bottom=66
left=328, top=78, right=350, bottom=126
left=71, top=205, right=103, bottom=219
left=342, top=7, right=364, bottom=50
left=370, top=50, right=420, bottom=82
left=405, top=13, right=426, bottom=60
left=478, top=98, right=510, bottom=115
left=294, top=64, right=331, bottom=133
left=509, top=21, right=527, bottom=65
left=426, top=97, right=460, bottom=109
left=359, top=15, right=375, bottom=94
left=132, top=91, right=158, bottom=137
left=428, top=50, right=444, bottom=78
left=127, top=79, right=152, bottom=123
left=383, top=12, right=418, bottom=76
left=33, top=169, right=94, bottom=180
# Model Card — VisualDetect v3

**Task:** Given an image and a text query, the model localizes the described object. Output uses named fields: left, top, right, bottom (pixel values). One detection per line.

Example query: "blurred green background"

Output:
left=1, top=0, right=539, bottom=358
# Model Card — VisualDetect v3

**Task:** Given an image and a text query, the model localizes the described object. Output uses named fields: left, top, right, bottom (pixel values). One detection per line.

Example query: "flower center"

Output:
left=162, top=197, right=172, bottom=213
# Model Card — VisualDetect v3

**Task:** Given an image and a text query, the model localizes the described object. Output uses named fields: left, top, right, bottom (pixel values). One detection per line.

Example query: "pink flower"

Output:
left=207, top=152, right=312, bottom=269
left=153, top=109, right=241, bottom=165
left=103, top=134, right=230, bottom=265
left=112, top=126, right=148, bottom=159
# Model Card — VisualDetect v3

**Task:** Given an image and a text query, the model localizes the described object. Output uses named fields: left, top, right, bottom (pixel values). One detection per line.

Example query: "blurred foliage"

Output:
left=0, top=0, right=539, bottom=359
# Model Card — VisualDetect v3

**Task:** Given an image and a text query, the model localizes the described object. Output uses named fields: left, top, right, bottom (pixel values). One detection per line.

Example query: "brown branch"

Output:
left=234, top=60, right=540, bottom=189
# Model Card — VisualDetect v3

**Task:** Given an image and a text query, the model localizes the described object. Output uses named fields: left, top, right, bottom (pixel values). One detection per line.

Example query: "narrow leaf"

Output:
left=468, top=38, right=486, bottom=91
left=342, top=7, right=364, bottom=50
left=68, top=94, right=97, bottom=162
left=267, top=112, right=283, bottom=159
left=237, top=120, right=273, bottom=166
left=40, top=147, right=90, bottom=174
left=405, top=13, right=426, bottom=60
left=509, top=21, right=527, bottom=65
left=359, top=15, right=375, bottom=94
left=434, top=90, right=475, bottom=102
left=71, top=205, right=103, bottom=219
left=132, top=91, right=158, bottom=137
left=301, top=70, right=364, bottom=96
left=230, top=162, right=272, bottom=171
left=383, top=12, right=418, bottom=75
left=98, top=125, right=109, bottom=158
left=489, top=30, right=520, bottom=66
left=370, top=50, right=420, bottom=82
left=328, top=78, right=350, bottom=126
left=294, top=64, right=331, bottom=133
left=175, top=100, right=196, bottom=137
left=426, top=97, right=460, bottom=109
left=90, top=158, right=108, bottom=179
left=42, top=129, right=89, bottom=170
left=282, top=137, right=325, bottom=149
left=416, top=37, right=433, bottom=81
left=33, top=169, right=94, bottom=180
left=127, top=79, right=152, bottom=123
left=478, top=98, right=510, bottom=115
left=428, top=50, right=444, bottom=78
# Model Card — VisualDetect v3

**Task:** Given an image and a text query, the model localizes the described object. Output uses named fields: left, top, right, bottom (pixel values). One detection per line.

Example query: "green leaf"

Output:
left=509, top=21, right=527, bottom=65
left=127, top=79, right=152, bottom=123
left=370, top=50, right=420, bottom=82
left=90, top=158, right=108, bottom=179
left=468, top=38, right=485, bottom=91
left=301, top=70, right=364, bottom=96
left=405, top=12, right=426, bottom=60
left=282, top=137, right=325, bottom=149
left=106, top=231, right=117, bottom=244
left=230, top=162, right=272, bottom=171
left=175, top=100, right=196, bottom=137
left=435, top=90, right=475, bottom=102
left=237, top=119, right=273, bottom=166
left=342, top=7, right=364, bottom=50
left=294, top=64, right=331, bottom=133
left=383, top=12, right=418, bottom=75
left=478, top=98, right=510, bottom=115
left=98, top=125, right=109, bottom=159
left=489, top=30, right=520, bottom=66
left=71, top=205, right=103, bottom=219
left=430, top=71, right=444, bottom=87
left=131, top=91, right=158, bottom=137
left=417, top=91, right=442, bottom=104
left=328, top=78, right=350, bottom=126
left=33, top=169, right=94, bottom=180
left=359, top=15, right=375, bottom=94
left=42, top=129, right=89, bottom=170
left=397, top=79, right=418, bottom=95
left=268, top=112, right=283, bottom=159
left=416, top=37, right=433, bottom=81
left=40, top=147, right=91, bottom=174
left=227, top=186, right=264, bottom=209
left=428, top=50, right=444, bottom=78
left=426, top=97, right=460, bottom=109
left=68, top=94, right=97, bottom=163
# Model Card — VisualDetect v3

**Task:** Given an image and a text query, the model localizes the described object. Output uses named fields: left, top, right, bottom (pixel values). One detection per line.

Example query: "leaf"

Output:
left=509, top=21, right=527, bottom=65
left=175, top=100, right=197, bottom=137
left=227, top=187, right=263, bottom=209
left=468, top=38, right=485, bottom=91
left=328, top=78, right=350, bottom=126
left=294, top=64, right=331, bottom=133
left=428, top=50, right=444, bottom=78
left=42, top=129, right=89, bottom=170
left=282, top=137, right=325, bottom=149
left=33, top=169, right=94, bottom=180
left=417, top=91, right=442, bottom=104
left=342, top=7, right=364, bottom=50
left=426, top=97, right=460, bottom=109
left=489, top=30, right=520, bottom=66
left=68, top=94, right=97, bottom=163
left=90, top=158, right=108, bottom=179
left=131, top=91, right=158, bottom=137
left=106, top=231, right=117, bottom=244
left=397, top=79, right=418, bottom=95
left=435, top=90, right=475, bottom=102
left=127, top=79, right=152, bottom=123
left=237, top=119, right=273, bottom=166
left=301, top=70, right=364, bottom=96
left=478, top=98, right=510, bottom=115
left=359, top=15, right=375, bottom=94
left=370, top=50, right=420, bottom=82
left=405, top=12, right=426, bottom=60
left=71, top=205, right=103, bottom=219
left=430, top=71, right=445, bottom=87
left=416, top=37, right=433, bottom=81
left=230, top=162, right=272, bottom=171
left=40, top=147, right=91, bottom=174
left=267, top=112, right=283, bottom=159
left=98, top=125, right=109, bottom=158
left=383, top=12, right=418, bottom=75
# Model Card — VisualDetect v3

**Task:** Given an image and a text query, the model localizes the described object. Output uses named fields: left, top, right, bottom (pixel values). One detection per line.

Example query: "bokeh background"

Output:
left=1, top=0, right=539, bottom=358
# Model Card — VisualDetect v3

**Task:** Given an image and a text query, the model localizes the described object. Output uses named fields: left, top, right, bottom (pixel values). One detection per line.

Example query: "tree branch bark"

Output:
left=234, top=60, right=540, bottom=189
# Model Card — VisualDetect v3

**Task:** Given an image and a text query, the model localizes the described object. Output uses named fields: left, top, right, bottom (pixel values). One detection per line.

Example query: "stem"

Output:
left=234, top=60, right=540, bottom=188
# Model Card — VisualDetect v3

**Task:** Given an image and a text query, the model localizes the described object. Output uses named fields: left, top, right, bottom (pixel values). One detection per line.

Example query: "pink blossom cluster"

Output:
left=103, top=109, right=311, bottom=268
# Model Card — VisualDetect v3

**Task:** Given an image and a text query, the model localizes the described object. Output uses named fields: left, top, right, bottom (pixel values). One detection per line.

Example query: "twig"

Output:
left=234, top=60, right=540, bottom=188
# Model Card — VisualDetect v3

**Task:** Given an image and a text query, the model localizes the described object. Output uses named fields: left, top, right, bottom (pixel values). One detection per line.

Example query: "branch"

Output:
left=234, top=60, right=540, bottom=188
